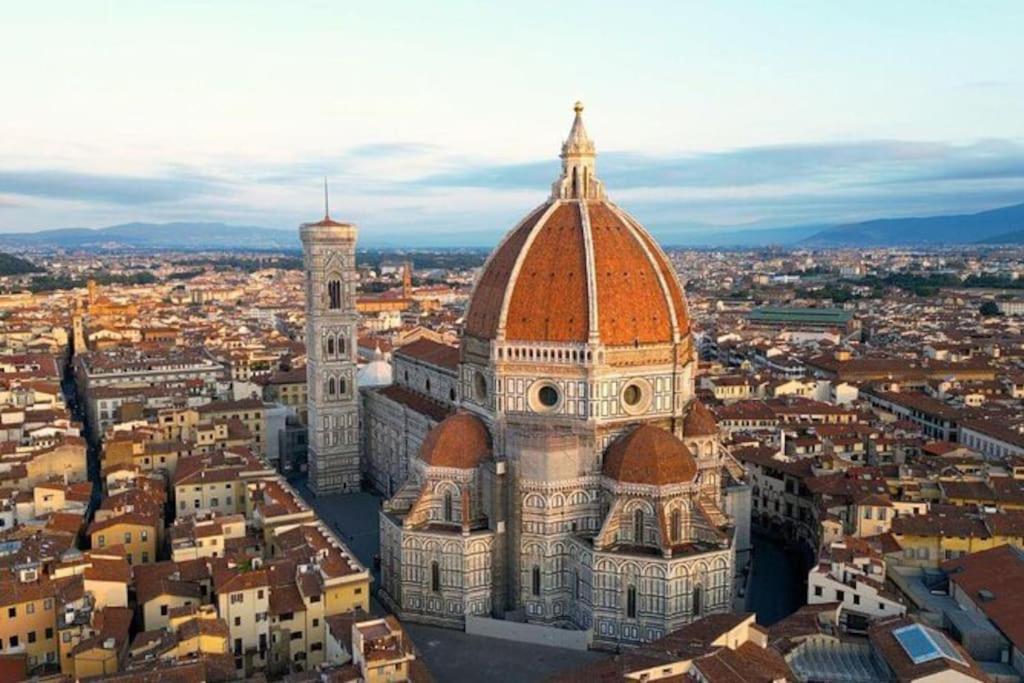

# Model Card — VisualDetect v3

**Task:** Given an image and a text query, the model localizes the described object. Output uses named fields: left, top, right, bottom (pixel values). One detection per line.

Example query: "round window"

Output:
left=623, top=384, right=643, bottom=406
left=538, top=385, right=559, bottom=408
left=473, top=371, right=488, bottom=401
left=620, top=379, right=652, bottom=415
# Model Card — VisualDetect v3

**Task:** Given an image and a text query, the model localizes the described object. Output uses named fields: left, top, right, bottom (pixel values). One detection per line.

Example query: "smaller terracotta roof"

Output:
left=683, top=399, right=718, bottom=437
left=417, top=413, right=492, bottom=469
left=603, top=425, right=697, bottom=486
left=303, top=216, right=351, bottom=229
left=395, top=338, right=459, bottom=370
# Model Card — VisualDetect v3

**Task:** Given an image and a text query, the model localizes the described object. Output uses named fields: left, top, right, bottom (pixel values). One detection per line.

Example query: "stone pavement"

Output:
left=404, top=622, right=609, bottom=683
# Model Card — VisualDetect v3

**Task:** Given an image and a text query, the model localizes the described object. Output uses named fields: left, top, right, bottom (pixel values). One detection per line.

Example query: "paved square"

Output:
left=404, top=622, right=609, bottom=683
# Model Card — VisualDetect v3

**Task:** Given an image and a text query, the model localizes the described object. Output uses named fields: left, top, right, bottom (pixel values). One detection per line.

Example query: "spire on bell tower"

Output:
left=323, top=177, right=330, bottom=220
left=552, top=101, right=605, bottom=200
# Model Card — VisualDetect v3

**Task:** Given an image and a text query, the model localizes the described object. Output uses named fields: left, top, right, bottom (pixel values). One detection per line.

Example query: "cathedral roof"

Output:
left=603, top=425, right=698, bottom=486
left=303, top=217, right=351, bottom=228
left=683, top=399, right=718, bottom=437
left=463, top=104, right=689, bottom=347
left=417, top=413, right=492, bottom=470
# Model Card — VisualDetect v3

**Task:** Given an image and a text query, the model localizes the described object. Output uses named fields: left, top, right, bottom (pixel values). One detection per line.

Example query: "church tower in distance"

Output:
left=301, top=187, right=361, bottom=495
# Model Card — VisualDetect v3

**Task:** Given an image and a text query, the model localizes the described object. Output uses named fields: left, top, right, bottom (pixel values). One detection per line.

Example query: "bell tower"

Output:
left=300, top=183, right=361, bottom=495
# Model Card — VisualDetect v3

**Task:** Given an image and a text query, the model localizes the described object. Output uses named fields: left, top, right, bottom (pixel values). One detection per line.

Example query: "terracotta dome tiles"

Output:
left=464, top=199, right=691, bottom=347
left=602, top=424, right=698, bottom=486
left=630, top=215, right=691, bottom=334
left=683, top=399, right=718, bottom=437
left=464, top=203, right=548, bottom=340
left=588, top=202, right=673, bottom=345
left=504, top=202, right=589, bottom=343
left=417, top=412, right=492, bottom=469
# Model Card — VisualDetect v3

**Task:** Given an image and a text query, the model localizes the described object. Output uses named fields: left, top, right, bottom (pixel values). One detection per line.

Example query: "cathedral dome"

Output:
left=417, top=413, right=492, bottom=469
left=603, top=425, right=698, bottom=486
left=464, top=104, right=690, bottom=347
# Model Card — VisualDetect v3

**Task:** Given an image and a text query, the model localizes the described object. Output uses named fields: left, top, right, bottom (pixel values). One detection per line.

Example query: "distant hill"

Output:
left=978, top=228, right=1024, bottom=244
left=0, top=222, right=300, bottom=250
left=660, top=224, right=825, bottom=248
left=6, top=202, right=1024, bottom=252
left=802, top=202, right=1024, bottom=246
left=0, top=252, right=43, bottom=275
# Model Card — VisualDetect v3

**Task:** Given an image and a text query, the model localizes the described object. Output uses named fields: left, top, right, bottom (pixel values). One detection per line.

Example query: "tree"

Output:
left=979, top=301, right=1001, bottom=317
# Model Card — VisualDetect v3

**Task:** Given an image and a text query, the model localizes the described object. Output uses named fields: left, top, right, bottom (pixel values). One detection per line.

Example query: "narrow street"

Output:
left=746, top=530, right=808, bottom=625
left=62, top=363, right=101, bottom=512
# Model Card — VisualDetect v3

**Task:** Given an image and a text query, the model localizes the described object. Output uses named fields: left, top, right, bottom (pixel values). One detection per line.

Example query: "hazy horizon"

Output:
left=3, top=2, right=1023, bottom=238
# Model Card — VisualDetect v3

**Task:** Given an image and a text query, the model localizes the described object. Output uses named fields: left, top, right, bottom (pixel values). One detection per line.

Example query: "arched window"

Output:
left=338, top=335, right=346, bottom=355
left=328, top=378, right=336, bottom=396
left=627, top=585, right=637, bottom=619
left=572, top=167, right=579, bottom=196
left=692, top=584, right=702, bottom=617
left=634, top=508, right=645, bottom=544
left=671, top=509, right=682, bottom=543
left=326, top=336, right=334, bottom=356
left=431, top=562, right=440, bottom=592
left=531, top=566, right=541, bottom=596
left=443, top=492, right=453, bottom=522
left=327, top=280, right=341, bottom=309
left=339, top=379, right=347, bottom=395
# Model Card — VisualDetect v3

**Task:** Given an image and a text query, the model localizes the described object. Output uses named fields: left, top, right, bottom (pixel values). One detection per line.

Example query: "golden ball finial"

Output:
left=574, top=100, right=584, bottom=114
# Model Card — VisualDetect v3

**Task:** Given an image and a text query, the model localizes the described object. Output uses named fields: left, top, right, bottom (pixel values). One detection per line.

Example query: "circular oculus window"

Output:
left=530, top=381, right=561, bottom=412
left=620, top=379, right=652, bottom=415
left=538, top=385, right=559, bottom=407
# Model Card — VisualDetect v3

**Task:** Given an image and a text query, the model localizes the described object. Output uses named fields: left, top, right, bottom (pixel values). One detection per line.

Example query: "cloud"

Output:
left=345, top=142, right=437, bottom=159
left=959, top=80, right=1020, bottom=89
left=0, top=168, right=221, bottom=205
left=409, top=139, right=1024, bottom=193
left=3, top=137, right=1024, bottom=239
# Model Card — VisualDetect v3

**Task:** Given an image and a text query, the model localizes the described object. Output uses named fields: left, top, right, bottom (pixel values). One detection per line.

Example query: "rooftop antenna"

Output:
left=323, top=177, right=330, bottom=219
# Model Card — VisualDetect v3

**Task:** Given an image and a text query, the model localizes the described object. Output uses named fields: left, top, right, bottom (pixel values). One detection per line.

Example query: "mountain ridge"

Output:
left=0, top=222, right=299, bottom=250
left=3, top=201, right=1023, bottom=250
left=802, top=202, right=1024, bottom=246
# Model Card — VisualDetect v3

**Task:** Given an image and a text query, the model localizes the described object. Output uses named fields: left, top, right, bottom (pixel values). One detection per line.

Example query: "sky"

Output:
left=2, top=1, right=1023, bottom=245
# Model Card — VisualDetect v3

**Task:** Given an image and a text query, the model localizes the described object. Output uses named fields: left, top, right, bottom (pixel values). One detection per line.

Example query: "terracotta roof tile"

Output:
left=684, top=399, right=718, bottom=437
left=464, top=203, right=549, bottom=339
left=464, top=199, right=691, bottom=347
left=603, top=425, right=697, bottom=486
left=417, top=413, right=491, bottom=469
left=395, top=339, right=460, bottom=370
left=504, top=203, right=589, bottom=342
left=589, top=202, right=673, bottom=345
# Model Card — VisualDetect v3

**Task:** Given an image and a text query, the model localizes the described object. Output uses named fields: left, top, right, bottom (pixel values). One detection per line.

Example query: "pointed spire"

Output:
left=323, top=177, right=330, bottom=219
left=552, top=101, right=604, bottom=200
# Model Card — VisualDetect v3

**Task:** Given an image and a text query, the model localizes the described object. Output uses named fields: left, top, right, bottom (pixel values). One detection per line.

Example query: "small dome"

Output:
left=603, top=425, right=697, bottom=486
left=418, top=413, right=492, bottom=469
left=683, top=399, right=718, bottom=437
left=357, top=346, right=393, bottom=387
